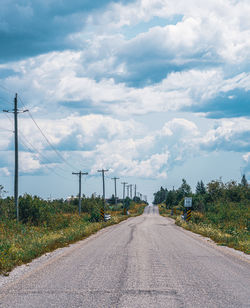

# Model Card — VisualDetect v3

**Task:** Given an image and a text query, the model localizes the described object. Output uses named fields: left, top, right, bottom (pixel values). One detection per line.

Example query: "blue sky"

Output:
left=0, top=0, right=249, bottom=201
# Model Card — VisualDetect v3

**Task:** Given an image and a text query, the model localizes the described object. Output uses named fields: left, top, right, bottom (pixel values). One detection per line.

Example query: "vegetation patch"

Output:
left=175, top=211, right=249, bottom=254
left=155, top=176, right=250, bottom=254
left=0, top=191, right=146, bottom=275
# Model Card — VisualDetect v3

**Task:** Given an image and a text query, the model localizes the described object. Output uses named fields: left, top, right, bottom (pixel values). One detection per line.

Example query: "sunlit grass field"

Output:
left=159, top=204, right=250, bottom=254
left=0, top=203, right=145, bottom=275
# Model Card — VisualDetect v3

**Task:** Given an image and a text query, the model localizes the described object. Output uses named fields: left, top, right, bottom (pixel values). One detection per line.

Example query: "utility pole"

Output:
left=126, top=185, right=129, bottom=198
left=3, top=93, right=28, bottom=221
left=111, top=177, right=119, bottom=208
left=72, top=171, right=88, bottom=215
left=97, top=169, right=109, bottom=211
left=121, top=182, right=127, bottom=211
left=129, top=184, right=132, bottom=199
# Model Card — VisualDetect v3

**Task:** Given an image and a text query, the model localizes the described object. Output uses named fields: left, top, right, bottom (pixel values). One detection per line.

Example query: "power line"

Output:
left=16, top=95, right=78, bottom=171
left=0, top=95, right=13, bottom=106
left=18, top=95, right=90, bottom=172
left=0, top=112, right=14, bottom=134
left=19, top=131, right=72, bottom=174
left=18, top=133, right=72, bottom=181
left=0, top=84, right=15, bottom=95
left=0, top=126, right=13, bottom=132
left=26, top=111, right=79, bottom=171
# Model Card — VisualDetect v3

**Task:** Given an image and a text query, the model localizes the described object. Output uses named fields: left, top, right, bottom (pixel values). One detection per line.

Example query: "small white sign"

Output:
left=184, top=197, right=192, bottom=207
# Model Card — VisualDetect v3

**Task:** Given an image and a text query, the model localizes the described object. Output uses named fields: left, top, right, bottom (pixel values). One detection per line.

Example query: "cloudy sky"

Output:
left=0, top=0, right=249, bottom=201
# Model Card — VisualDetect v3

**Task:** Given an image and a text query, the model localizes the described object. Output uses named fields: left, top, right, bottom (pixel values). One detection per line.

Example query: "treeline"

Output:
left=154, top=175, right=250, bottom=253
left=153, top=175, right=250, bottom=211
left=0, top=187, right=146, bottom=227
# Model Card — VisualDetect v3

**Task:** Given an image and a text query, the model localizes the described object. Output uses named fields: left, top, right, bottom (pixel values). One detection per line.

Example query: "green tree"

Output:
left=153, top=186, right=167, bottom=204
left=196, top=180, right=206, bottom=194
left=178, top=179, right=192, bottom=197
left=207, top=179, right=224, bottom=201
left=0, top=185, right=6, bottom=198
left=165, top=190, right=175, bottom=208
left=241, top=174, right=248, bottom=187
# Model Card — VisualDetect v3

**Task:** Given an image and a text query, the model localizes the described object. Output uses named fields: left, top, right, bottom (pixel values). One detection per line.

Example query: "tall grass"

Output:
left=159, top=204, right=250, bottom=254
left=0, top=202, right=146, bottom=275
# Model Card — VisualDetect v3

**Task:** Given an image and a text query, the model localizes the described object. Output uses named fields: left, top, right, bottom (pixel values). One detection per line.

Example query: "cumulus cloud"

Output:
left=19, top=114, right=141, bottom=151
left=19, top=152, right=41, bottom=173
left=2, top=51, right=249, bottom=119
left=0, top=0, right=249, bottom=187
left=2, top=116, right=201, bottom=178
left=71, top=0, right=250, bottom=86
left=85, top=118, right=201, bottom=178
left=0, top=0, right=134, bottom=62
left=200, top=118, right=250, bottom=152
left=0, top=167, right=10, bottom=176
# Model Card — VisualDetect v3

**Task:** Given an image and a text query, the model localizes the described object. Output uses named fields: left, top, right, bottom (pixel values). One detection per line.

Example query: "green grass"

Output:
left=158, top=204, right=250, bottom=254
left=0, top=203, right=146, bottom=275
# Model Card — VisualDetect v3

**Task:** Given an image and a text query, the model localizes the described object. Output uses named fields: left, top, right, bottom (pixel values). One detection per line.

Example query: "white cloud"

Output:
left=159, top=118, right=199, bottom=137
left=19, top=152, right=41, bottom=173
left=200, top=118, right=250, bottom=152
left=0, top=0, right=249, bottom=187
left=19, top=114, right=141, bottom=151
left=86, top=118, right=201, bottom=178
left=82, top=0, right=250, bottom=65
left=0, top=130, right=13, bottom=150
left=0, top=167, right=10, bottom=176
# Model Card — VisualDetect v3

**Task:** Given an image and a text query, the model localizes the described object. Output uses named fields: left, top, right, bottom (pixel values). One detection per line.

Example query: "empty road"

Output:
left=0, top=205, right=249, bottom=307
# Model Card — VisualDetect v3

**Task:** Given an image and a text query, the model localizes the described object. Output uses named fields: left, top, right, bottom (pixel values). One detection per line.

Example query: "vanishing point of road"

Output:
left=0, top=205, right=249, bottom=307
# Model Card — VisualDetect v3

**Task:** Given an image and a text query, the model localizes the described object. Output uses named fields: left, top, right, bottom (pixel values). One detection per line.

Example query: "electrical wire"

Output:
left=0, top=126, right=13, bottom=132
left=0, top=84, right=15, bottom=95
left=27, top=111, right=79, bottom=171
left=17, top=96, right=79, bottom=171
left=0, top=95, right=13, bottom=107
left=19, top=134, right=72, bottom=181
left=1, top=112, right=14, bottom=131
left=19, top=131, right=72, bottom=176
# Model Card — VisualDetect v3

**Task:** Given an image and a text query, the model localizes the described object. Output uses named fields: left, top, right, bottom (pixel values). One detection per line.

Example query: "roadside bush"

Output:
left=19, top=194, right=54, bottom=225
left=0, top=197, right=15, bottom=219
left=89, top=204, right=101, bottom=222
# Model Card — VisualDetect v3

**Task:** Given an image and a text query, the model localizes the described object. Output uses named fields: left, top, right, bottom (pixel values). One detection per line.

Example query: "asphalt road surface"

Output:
left=0, top=205, right=249, bottom=307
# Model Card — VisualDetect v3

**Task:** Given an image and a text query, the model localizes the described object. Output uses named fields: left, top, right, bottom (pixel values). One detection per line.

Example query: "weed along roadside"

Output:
left=0, top=195, right=146, bottom=275
left=155, top=177, right=250, bottom=255
left=159, top=205, right=250, bottom=254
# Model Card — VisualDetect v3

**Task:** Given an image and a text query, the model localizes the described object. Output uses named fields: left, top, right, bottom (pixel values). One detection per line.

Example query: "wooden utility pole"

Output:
left=111, top=177, right=119, bottom=207
left=72, top=171, right=88, bottom=215
left=129, top=184, right=133, bottom=199
left=121, top=182, right=128, bottom=213
left=126, top=185, right=129, bottom=198
left=3, top=93, right=28, bottom=221
left=97, top=169, right=109, bottom=211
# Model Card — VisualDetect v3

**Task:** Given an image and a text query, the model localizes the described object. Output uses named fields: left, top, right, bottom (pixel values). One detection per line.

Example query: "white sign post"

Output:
left=184, top=197, right=192, bottom=207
